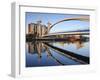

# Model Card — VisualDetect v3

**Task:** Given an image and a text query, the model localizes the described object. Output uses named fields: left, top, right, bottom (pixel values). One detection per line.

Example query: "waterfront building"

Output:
left=28, top=21, right=48, bottom=38
left=28, top=23, right=34, bottom=34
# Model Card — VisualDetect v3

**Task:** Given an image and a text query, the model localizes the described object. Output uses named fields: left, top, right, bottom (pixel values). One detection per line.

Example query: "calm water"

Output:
left=26, top=35, right=89, bottom=67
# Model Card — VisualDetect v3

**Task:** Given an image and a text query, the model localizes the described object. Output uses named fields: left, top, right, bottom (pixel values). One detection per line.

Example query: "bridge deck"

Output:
left=43, top=32, right=89, bottom=37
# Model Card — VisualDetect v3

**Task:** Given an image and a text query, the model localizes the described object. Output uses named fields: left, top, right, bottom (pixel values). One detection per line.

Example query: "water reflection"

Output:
left=26, top=35, right=89, bottom=67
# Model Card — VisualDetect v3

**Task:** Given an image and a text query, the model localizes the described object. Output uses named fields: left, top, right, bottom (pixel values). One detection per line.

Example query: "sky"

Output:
left=25, top=12, right=89, bottom=33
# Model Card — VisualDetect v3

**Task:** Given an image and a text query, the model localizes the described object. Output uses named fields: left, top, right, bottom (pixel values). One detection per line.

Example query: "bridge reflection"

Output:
left=26, top=35, right=89, bottom=65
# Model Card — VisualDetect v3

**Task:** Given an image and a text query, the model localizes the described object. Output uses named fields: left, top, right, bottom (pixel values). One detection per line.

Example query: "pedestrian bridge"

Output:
left=45, top=16, right=89, bottom=34
left=42, top=30, right=89, bottom=37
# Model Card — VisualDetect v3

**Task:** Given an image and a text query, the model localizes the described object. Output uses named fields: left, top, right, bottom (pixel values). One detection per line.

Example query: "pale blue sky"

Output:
left=25, top=12, right=89, bottom=33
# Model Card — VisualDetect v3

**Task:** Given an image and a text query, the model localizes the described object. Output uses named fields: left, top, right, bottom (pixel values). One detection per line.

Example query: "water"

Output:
left=26, top=35, right=89, bottom=67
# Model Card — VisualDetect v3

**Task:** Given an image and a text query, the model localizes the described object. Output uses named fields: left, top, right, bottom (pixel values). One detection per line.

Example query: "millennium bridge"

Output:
left=42, top=30, right=89, bottom=37
left=27, top=16, right=89, bottom=39
left=26, top=16, right=90, bottom=64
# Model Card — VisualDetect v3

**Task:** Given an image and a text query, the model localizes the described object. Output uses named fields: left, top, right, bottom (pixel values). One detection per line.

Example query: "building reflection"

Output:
left=27, top=41, right=45, bottom=54
left=27, top=35, right=89, bottom=64
left=27, top=41, right=67, bottom=65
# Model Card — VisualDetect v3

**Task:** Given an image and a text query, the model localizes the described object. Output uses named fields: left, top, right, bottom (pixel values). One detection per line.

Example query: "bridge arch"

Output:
left=48, top=16, right=89, bottom=32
